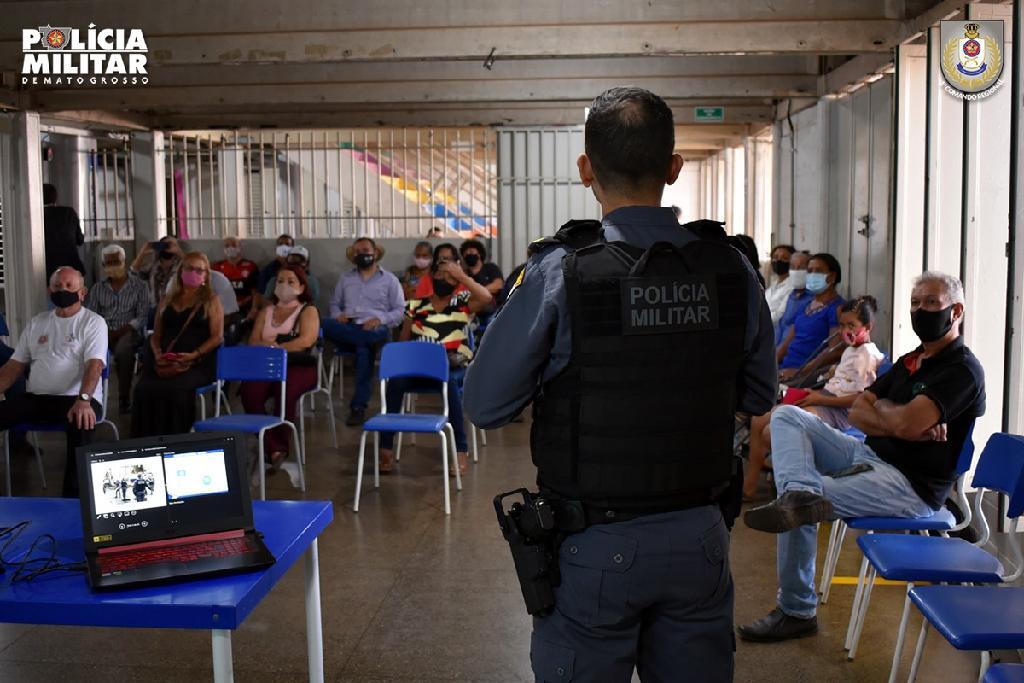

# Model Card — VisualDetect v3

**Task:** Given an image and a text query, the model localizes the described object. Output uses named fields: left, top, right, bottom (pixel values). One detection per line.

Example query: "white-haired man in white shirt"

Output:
left=0, top=267, right=108, bottom=497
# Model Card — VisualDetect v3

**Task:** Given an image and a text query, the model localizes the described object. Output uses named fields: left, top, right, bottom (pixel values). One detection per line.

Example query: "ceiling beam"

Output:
left=25, top=75, right=815, bottom=112
left=0, top=0, right=911, bottom=37
left=0, top=21, right=901, bottom=71
left=100, top=55, right=820, bottom=88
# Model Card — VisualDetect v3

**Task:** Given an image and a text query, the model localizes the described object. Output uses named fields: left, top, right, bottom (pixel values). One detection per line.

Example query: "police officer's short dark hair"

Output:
left=810, top=252, right=843, bottom=285
left=459, top=239, right=487, bottom=261
left=585, top=87, right=675, bottom=193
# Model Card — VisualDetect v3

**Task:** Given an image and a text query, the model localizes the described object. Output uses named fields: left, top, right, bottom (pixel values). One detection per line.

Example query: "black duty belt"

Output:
left=546, top=495, right=717, bottom=533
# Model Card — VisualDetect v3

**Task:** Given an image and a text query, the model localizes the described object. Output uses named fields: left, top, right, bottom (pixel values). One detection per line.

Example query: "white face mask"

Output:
left=276, top=245, right=292, bottom=259
left=274, top=283, right=301, bottom=303
left=224, top=246, right=240, bottom=259
left=413, top=257, right=431, bottom=270
left=788, top=269, right=808, bottom=290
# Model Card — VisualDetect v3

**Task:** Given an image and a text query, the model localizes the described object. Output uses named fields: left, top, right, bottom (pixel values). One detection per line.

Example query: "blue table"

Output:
left=0, top=497, right=333, bottom=682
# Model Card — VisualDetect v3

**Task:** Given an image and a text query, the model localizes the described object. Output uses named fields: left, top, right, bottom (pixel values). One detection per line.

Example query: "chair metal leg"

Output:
left=979, top=651, right=991, bottom=683
left=822, top=521, right=847, bottom=604
left=373, top=431, right=380, bottom=489
left=820, top=521, right=840, bottom=596
left=907, top=619, right=929, bottom=682
left=353, top=431, right=368, bottom=512
left=439, top=431, right=451, bottom=515
left=446, top=423, right=461, bottom=492
left=471, top=425, right=478, bottom=463
left=298, top=398, right=307, bottom=465
left=480, top=428, right=487, bottom=446
left=256, top=427, right=267, bottom=501
left=889, top=586, right=915, bottom=683
left=848, top=565, right=876, bottom=660
left=324, top=390, right=338, bottom=448
left=846, top=553, right=871, bottom=649
left=284, top=421, right=306, bottom=492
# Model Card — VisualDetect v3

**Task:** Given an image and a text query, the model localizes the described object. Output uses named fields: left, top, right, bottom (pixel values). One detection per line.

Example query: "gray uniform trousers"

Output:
left=531, top=505, right=734, bottom=682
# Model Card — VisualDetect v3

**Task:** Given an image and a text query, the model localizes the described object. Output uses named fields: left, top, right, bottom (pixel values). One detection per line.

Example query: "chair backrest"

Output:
left=971, top=432, right=1024, bottom=516
left=379, top=342, right=448, bottom=383
left=215, top=345, right=288, bottom=383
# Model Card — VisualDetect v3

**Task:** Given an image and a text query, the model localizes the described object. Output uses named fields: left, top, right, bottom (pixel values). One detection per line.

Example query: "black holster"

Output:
left=494, top=488, right=561, bottom=616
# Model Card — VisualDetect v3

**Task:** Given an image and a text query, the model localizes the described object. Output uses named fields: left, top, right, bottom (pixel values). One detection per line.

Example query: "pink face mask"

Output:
left=842, top=328, right=869, bottom=346
left=181, top=270, right=205, bottom=289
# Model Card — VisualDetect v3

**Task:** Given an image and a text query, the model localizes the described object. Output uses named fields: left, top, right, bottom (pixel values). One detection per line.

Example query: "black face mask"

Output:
left=463, top=253, right=480, bottom=268
left=432, top=277, right=456, bottom=297
left=158, top=250, right=176, bottom=261
left=771, top=260, right=790, bottom=276
left=50, top=289, right=80, bottom=309
left=354, top=253, right=375, bottom=270
left=911, top=305, right=955, bottom=343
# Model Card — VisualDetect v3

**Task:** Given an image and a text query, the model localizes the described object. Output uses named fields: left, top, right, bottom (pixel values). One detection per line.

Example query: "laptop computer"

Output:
left=77, top=432, right=275, bottom=590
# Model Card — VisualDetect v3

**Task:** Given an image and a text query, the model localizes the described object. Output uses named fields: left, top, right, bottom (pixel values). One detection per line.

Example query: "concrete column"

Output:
left=1006, top=0, right=1024, bottom=435
left=3, top=112, right=47, bottom=340
left=130, top=130, right=166, bottom=250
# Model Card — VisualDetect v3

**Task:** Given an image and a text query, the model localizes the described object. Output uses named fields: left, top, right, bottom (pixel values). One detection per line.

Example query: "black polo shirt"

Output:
left=865, top=336, right=985, bottom=509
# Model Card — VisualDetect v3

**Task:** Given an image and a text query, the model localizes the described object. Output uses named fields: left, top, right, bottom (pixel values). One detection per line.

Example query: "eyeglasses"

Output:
left=183, top=265, right=208, bottom=273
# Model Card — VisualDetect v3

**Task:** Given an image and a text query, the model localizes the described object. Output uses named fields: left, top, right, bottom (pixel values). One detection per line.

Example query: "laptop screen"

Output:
left=79, top=433, right=251, bottom=550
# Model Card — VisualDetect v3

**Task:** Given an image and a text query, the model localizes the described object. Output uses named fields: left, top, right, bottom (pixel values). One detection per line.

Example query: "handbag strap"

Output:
left=164, top=303, right=202, bottom=355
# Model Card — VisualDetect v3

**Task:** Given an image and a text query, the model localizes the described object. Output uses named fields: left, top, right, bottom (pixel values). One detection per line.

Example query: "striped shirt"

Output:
left=407, top=290, right=473, bottom=362
left=85, top=273, right=151, bottom=333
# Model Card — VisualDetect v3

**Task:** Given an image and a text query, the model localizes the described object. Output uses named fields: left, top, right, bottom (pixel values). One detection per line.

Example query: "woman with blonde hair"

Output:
left=131, top=251, right=224, bottom=437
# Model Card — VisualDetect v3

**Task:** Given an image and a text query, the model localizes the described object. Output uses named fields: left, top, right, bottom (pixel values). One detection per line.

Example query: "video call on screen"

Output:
left=87, top=440, right=241, bottom=539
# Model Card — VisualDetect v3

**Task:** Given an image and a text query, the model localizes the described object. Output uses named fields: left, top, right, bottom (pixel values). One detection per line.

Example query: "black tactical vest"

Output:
left=531, top=222, right=749, bottom=510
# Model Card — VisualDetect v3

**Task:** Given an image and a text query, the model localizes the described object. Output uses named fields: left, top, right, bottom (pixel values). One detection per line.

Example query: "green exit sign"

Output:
left=694, top=107, right=725, bottom=122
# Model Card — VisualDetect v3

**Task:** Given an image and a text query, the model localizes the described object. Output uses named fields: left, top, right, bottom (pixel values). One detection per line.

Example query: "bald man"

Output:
left=0, top=267, right=108, bottom=496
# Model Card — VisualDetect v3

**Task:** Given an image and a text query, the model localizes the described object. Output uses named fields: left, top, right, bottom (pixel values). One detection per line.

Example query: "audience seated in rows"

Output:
left=85, top=244, right=150, bottom=414
left=242, top=266, right=320, bottom=470
left=130, top=235, right=184, bottom=308
left=43, top=183, right=86, bottom=284
left=777, top=252, right=846, bottom=382
left=0, top=266, right=106, bottom=497
left=744, top=296, right=885, bottom=499
left=376, top=246, right=494, bottom=476
left=399, top=241, right=434, bottom=301
left=774, top=251, right=812, bottom=347
left=323, top=237, right=405, bottom=427
left=131, top=252, right=224, bottom=438
left=258, top=233, right=295, bottom=294
left=739, top=271, right=986, bottom=643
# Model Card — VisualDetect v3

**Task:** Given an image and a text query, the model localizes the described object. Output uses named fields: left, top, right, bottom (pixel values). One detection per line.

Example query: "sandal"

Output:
left=265, top=451, right=288, bottom=473
left=449, top=452, right=469, bottom=477
left=378, top=449, right=394, bottom=473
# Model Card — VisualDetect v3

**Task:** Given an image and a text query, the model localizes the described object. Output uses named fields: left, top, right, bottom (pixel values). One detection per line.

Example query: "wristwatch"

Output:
left=78, top=392, right=91, bottom=403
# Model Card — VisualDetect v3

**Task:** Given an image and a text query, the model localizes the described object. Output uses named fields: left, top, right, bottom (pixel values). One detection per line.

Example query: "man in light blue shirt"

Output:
left=323, top=237, right=405, bottom=425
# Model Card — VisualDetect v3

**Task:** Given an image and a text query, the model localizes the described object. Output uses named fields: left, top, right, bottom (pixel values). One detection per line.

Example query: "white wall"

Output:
left=662, top=163, right=700, bottom=221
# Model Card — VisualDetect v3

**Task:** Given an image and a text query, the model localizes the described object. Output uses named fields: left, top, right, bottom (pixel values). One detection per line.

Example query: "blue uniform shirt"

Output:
left=463, top=206, right=778, bottom=429
left=774, top=288, right=813, bottom=347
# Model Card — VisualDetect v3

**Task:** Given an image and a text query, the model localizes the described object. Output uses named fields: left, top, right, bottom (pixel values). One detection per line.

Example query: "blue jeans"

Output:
left=769, top=405, right=935, bottom=618
left=321, top=319, right=390, bottom=410
left=378, top=376, right=468, bottom=452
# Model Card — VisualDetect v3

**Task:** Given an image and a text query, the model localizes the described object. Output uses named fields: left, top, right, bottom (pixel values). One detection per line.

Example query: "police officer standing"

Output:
left=464, top=87, right=777, bottom=681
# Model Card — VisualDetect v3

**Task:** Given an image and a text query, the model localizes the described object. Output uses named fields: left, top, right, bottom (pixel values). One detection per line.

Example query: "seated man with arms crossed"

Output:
left=0, top=267, right=108, bottom=497
left=739, top=271, right=985, bottom=642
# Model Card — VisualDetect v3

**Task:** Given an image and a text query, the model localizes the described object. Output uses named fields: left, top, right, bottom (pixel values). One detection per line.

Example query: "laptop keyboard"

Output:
left=99, top=536, right=259, bottom=575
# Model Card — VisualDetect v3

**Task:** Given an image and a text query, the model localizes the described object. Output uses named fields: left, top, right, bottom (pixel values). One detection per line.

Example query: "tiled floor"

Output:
left=0, top=381, right=985, bottom=681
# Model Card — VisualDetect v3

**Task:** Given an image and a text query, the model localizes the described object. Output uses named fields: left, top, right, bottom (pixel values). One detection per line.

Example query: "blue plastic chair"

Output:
left=847, top=429, right=1023, bottom=664
left=984, top=664, right=1024, bottom=683
left=820, top=422, right=977, bottom=611
left=3, top=352, right=119, bottom=496
left=298, top=329, right=337, bottom=450
left=192, top=346, right=304, bottom=501
left=353, top=342, right=461, bottom=515
left=889, top=433, right=1024, bottom=683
